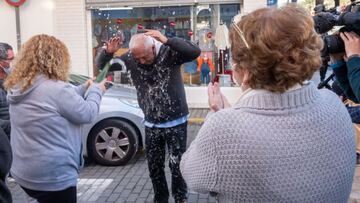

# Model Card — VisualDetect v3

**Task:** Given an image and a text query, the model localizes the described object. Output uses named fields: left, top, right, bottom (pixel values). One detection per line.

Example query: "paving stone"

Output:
left=188, top=193, right=199, bottom=203
left=8, top=110, right=360, bottom=203
left=125, top=181, right=137, bottom=190
left=107, top=193, right=120, bottom=202
left=198, top=198, right=208, bottom=203
left=115, top=197, right=127, bottom=203
left=139, top=189, right=151, bottom=198
left=135, top=197, right=147, bottom=203
left=133, top=185, right=144, bottom=194
left=114, top=184, right=126, bottom=193
left=126, top=193, right=139, bottom=202
left=119, top=189, right=132, bottom=198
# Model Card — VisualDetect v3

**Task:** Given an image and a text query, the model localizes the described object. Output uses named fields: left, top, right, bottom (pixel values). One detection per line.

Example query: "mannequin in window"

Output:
left=197, top=54, right=215, bottom=85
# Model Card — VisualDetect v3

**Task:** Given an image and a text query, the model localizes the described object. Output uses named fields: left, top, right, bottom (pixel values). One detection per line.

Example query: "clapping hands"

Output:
left=208, top=82, right=231, bottom=112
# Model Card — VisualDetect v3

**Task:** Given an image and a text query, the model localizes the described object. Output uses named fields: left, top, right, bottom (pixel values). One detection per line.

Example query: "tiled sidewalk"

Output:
left=9, top=119, right=215, bottom=203
left=8, top=108, right=360, bottom=203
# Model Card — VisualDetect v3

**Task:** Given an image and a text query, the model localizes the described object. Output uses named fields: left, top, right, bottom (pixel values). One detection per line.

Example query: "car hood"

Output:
left=105, top=84, right=138, bottom=100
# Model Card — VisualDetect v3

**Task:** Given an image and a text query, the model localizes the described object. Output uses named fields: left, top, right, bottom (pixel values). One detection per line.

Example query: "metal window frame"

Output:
left=85, top=0, right=242, bottom=10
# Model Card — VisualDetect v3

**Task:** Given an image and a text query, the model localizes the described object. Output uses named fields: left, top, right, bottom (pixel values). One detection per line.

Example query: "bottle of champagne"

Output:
left=95, top=63, right=110, bottom=83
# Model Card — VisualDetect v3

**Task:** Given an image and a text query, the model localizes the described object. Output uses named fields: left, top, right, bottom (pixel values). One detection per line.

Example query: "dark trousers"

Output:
left=21, top=186, right=76, bottom=203
left=0, top=126, right=12, bottom=203
left=145, top=122, right=188, bottom=203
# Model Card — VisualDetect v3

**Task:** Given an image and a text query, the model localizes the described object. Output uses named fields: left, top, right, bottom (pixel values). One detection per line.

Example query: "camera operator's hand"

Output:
left=340, top=32, right=360, bottom=58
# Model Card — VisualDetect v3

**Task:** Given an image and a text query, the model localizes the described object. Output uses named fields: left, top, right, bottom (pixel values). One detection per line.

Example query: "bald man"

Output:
left=96, top=30, right=201, bottom=203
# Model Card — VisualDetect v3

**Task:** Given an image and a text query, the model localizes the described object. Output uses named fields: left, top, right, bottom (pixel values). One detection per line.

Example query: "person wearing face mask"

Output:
left=180, top=5, right=356, bottom=203
left=0, top=43, right=13, bottom=203
left=0, top=43, right=13, bottom=119
left=0, top=43, right=14, bottom=138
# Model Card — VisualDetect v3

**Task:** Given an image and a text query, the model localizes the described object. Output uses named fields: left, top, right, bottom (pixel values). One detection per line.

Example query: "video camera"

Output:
left=313, top=2, right=360, bottom=54
left=313, top=1, right=360, bottom=88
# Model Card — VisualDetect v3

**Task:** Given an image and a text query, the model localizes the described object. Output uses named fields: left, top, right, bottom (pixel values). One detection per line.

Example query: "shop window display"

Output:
left=91, top=6, right=192, bottom=84
left=90, top=4, right=240, bottom=87
left=217, top=4, right=241, bottom=86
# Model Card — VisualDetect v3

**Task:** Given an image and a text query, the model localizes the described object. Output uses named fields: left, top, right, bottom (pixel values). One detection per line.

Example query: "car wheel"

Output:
left=88, top=119, right=138, bottom=166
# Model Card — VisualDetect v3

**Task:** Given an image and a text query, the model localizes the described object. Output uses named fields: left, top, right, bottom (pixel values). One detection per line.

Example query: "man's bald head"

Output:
left=129, top=34, right=153, bottom=52
left=129, top=34, right=156, bottom=65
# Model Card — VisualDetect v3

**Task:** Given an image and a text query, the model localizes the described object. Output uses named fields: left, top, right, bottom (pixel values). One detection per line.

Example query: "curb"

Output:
left=188, top=118, right=205, bottom=124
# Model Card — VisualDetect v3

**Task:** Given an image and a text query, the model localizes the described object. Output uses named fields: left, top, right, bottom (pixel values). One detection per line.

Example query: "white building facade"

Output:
left=0, top=0, right=288, bottom=106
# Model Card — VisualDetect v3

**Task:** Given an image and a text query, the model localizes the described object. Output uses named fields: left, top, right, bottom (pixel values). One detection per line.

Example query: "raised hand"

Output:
left=105, top=37, right=122, bottom=54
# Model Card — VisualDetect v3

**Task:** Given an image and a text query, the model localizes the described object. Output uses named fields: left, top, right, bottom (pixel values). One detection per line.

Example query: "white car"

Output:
left=70, top=74, right=145, bottom=166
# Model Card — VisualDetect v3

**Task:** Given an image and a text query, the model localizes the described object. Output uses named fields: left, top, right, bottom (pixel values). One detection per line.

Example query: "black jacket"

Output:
left=0, top=80, right=9, bottom=120
left=96, top=38, right=201, bottom=123
left=333, top=56, right=360, bottom=103
left=0, top=127, right=12, bottom=203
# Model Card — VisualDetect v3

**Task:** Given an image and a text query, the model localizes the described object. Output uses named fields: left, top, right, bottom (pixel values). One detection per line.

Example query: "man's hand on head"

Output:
left=105, top=37, right=122, bottom=54
left=144, top=29, right=168, bottom=44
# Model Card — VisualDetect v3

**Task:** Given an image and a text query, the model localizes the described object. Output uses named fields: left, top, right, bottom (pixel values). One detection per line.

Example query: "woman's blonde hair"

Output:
left=229, top=4, right=323, bottom=93
left=5, top=34, right=70, bottom=92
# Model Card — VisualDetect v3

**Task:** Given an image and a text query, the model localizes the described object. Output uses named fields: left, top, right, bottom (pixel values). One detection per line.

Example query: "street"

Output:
left=8, top=109, right=360, bottom=203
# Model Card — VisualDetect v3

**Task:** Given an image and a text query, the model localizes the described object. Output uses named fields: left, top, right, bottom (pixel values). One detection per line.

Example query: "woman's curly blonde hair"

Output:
left=229, top=4, right=323, bottom=93
left=4, top=34, right=70, bottom=92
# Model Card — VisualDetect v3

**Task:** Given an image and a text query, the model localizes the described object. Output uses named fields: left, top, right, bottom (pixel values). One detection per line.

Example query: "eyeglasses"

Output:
left=231, top=14, right=250, bottom=49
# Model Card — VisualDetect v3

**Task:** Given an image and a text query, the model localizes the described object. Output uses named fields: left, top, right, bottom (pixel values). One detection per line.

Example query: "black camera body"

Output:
left=313, top=2, right=360, bottom=54
left=314, top=1, right=360, bottom=88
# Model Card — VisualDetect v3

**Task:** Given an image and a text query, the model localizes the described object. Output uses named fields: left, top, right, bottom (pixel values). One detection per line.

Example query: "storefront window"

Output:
left=218, top=4, right=240, bottom=87
left=267, top=0, right=278, bottom=6
left=92, top=6, right=191, bottom=49
left=220, top=4, right=241, bottom=27
left=90, top=3, right=241, bottom=87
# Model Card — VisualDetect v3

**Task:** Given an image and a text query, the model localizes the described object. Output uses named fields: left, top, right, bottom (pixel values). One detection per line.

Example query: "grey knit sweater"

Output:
left=180, top=82, right=356, bottom=203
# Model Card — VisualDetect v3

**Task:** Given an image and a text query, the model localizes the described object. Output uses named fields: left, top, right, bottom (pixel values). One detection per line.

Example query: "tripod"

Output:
left=318, top=72, right=335, bottom=89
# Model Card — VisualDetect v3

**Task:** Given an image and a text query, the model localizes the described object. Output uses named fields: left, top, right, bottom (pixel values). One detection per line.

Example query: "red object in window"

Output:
left=5, top=0, right=26, bottom=7
left=207, top=32, right=212, bottom=39
left=116, top=19, right=123, bottom=24
left=224, top=69, right=234, bottom=82
left=188, top=31, right=193, bottom=36
left=138, top=24, right=143, bottom=30
left=214, top=70, right=233, bottom=83
left=107, top=75, right=113, bottom=82
left=169, top=21, right=176, bottom=27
